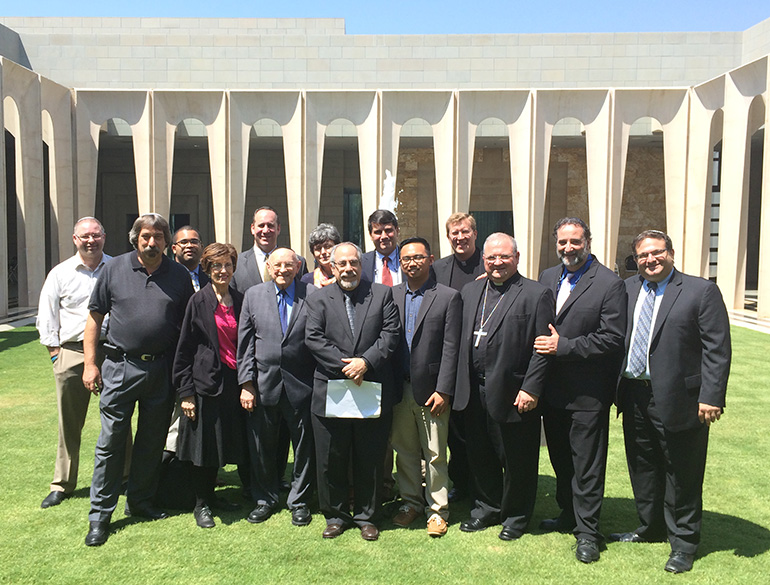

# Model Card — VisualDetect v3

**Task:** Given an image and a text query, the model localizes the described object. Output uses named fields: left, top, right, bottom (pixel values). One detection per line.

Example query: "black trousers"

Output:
left=464, top=380, right=540, bottom=535
left=312, top=412, right=392, bottom=527
left=620, top=380, right=709, bottom=554
left=542, top=403, right=610, bottom=543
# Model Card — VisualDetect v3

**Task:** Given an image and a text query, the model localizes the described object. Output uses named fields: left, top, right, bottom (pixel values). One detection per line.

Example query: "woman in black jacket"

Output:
left=173, top=243, right=246, bottom=528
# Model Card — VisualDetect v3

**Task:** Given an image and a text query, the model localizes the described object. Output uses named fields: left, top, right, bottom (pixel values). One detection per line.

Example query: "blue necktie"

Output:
left=628, top=282, right=658, bottom=377
left=278, top=289, right=288, bottom=335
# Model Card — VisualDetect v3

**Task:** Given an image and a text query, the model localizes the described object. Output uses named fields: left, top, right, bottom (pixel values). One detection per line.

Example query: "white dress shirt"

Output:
left=36, top=253, right=111, bottom=346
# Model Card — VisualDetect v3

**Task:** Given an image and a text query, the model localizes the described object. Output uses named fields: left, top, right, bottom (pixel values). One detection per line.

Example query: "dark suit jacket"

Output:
left=431, top=250, right=485, bottom=289
left=173, top=284, right=243, bottom=399
left=617, top=269, right=731, bottom=432
left=237, top=281, right=318, bottom=409
left=392, top=280, right=462, bottom=406
left=360, top=249, right=403, bottom=283
left=539, top=257, right=627, bottom=411
left=305, top=280, right=402, bottom=417
left=454, top=273, right=554, bottom=423
left=231, top=247, right=308, bottom=294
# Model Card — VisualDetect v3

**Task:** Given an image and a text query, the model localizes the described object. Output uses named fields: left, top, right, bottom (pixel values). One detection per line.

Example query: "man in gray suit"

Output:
left=238, top=248, right=317, bottom=527
left=232, top=206, right=307, bottom=294
left=390, top=237, right=461, bottom=537
left=612, top=230, right=731, bottom=574
left=305, top=242, right=401, bottom=541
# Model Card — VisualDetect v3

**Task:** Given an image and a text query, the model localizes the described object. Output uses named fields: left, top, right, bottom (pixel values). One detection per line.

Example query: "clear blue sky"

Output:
left=4, top=2, right=769, bottom=35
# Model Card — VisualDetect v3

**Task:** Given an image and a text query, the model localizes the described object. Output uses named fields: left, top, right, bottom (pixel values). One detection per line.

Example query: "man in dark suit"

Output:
left=231, top=206, right=307, bottom=294
left=361, top=209, right=403, bottom=285
left=535, top=217, right=627, bottom=563
left=390, top=237, right=461, bottom=537
left=612, top=230, right=731, bottom=574
left=171, top=226, right=209, bottom=292
left=305, top=242, right=401, bottom=541
left=238, top=248, right=317, bottom=527
left=431, top=212, right=485, bottom=503
left=455, top=233, right=554, bottom=541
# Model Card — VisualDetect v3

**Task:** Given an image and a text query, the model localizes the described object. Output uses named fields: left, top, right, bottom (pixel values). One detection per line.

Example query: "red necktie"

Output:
left=381, top=256, right=393, bottom=287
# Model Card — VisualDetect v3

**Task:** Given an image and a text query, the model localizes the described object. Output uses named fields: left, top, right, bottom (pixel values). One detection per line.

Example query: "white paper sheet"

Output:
left=325, top=379, right=382, bottom=418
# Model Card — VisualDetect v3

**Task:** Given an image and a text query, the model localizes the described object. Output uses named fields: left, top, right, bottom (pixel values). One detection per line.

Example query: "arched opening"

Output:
left=396, top=118, right=440, bottom=251
left=541, top=117, right=589, bottom=272
left=169, top=118, right=215, bottom=246
left=616, top=116, right=666, bottom=279
left=707, top=110, right=724, bottom=281
left=4, top=97, right=21, bottom=309
left=41, top=110, right=56, bottom=271
left=745, top=96, right=765, bottom=311
left=94, top=117, right=138, bottom=255
left=469, top=117, right=513, bottom=246
left=319, top=118, right=362, bottom=249
left=243, top=118, right=289, bottom=251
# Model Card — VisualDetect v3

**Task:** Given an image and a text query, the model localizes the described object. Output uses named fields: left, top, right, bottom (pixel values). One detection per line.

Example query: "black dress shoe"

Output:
left=291, top=505, right=312, bottom=526
left=360, top=524, right=379, bottom=541
left=575, top=539, right=601, bottom=563
left=247, top=504, right=274, bottom=524
left=85, top=521, right=109, bottom=546
left=448, top=487, right=466, bottom=503
left=539, top=516, right=576, bottom=533
left=41, top=491, right=69, bottom=509
left=609, top=531, right=647, bottom=543
left=125, top=502, right=169, bottom=520
left=322, top=522, right=345, bottom=539
left=498, top=526, right=522, bottom=541
left=193, top=505, right=215, bottom=528
left=460, top=518, right=492, bottom=533
left=665, top=551, right=694, bottom=574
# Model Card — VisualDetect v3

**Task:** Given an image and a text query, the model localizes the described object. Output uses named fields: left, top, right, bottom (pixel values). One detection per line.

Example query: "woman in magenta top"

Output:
left=173, top=243, right=246, bottom=528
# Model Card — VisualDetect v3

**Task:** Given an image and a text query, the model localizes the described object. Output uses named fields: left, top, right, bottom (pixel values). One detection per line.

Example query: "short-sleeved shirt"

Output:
left=89, top=251, right=194, bottom=355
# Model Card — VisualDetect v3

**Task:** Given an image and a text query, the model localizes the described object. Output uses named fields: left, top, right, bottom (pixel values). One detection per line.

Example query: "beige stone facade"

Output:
left=0, top=17, right=768, bottom=319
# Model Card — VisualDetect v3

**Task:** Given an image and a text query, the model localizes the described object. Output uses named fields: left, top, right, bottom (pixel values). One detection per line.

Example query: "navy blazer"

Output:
left=173, top=284, right=244, bottom=399
left=360, top=249, right=404, bottom=283
left=538, top=257, right=627, bottom=411
left=237, top=280, right=318, bottom=409
left=454, top=273, right=554, bottom=423
left=617, top=269, right=731, bottom=432
left=305, top=280, right=401, bottom=417
left=392, top=280, right=462, bottom=406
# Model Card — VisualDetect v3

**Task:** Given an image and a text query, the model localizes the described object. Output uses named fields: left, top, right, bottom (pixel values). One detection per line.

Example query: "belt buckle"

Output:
left=139, top=354, right=154, bottom=362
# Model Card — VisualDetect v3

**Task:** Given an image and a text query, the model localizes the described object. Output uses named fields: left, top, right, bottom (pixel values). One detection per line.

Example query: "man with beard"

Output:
left=171, top=226, right=209, bottom=292
left=535, top=217, right=627, bottom=563
left=305, top=242, right=401, bottom=541
left=82, top=213, right=193, bottom=546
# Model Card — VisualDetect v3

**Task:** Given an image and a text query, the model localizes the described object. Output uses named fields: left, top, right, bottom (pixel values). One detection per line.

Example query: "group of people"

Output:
left=36, top=205, right=731, bottom=574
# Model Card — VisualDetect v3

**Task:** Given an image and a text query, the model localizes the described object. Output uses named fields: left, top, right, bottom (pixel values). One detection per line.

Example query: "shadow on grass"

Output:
left=0, top=328, right=39, bottom=351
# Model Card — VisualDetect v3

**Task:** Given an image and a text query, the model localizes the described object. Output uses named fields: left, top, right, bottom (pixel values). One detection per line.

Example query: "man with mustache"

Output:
left=535, top=217, right=627, bottom=563
left=82, top=213, right=194, bottom=546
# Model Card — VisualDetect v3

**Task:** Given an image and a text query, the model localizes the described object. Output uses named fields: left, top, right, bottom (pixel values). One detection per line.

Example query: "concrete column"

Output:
left=0, top=62, right=7, bottom=317
left=758, top=60, right=770, bottom=318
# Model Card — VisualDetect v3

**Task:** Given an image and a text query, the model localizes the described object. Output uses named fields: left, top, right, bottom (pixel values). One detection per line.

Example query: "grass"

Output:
left=1, top=325, right=769, bottom=584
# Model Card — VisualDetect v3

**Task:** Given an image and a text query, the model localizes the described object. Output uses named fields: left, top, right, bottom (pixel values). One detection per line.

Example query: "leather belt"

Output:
left=103, top=343, right=165, bottom=362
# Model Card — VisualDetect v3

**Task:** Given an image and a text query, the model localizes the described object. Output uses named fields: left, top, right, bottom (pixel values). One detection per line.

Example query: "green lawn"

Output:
left=1, top=325, right=768, bottom=584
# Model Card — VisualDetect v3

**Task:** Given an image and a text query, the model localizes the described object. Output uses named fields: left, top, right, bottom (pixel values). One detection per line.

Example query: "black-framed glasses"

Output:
left=175, top=238, right=201, bottom=246
left=400, top=255, right=428, bottom=265
left=634, top=249, right=667, bottom=261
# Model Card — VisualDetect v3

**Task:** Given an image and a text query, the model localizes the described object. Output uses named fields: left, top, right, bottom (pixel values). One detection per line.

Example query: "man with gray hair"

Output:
left=454, top=233, right=554, bottom=541
left=82, top=213, right=194, bottom=546
left=36, top=217, right=130, bottom=509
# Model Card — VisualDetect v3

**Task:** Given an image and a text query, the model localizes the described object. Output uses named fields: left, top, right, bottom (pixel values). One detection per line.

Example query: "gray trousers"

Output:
left=88, top=355, right=173, bottom=522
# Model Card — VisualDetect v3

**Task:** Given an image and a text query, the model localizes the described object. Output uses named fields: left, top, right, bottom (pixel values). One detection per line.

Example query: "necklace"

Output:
left=473, top=281, right=506, bottom=347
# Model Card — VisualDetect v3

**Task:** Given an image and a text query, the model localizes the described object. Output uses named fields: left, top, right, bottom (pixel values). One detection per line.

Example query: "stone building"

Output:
left=0, top=16, right=768, bottom=318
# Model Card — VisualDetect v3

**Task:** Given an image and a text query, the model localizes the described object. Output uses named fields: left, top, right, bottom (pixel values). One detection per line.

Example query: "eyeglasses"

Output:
left=74, top=233, right=104, bottom=242
left=210, top=263, right=234, bottom=272
left=331, top=259, right=361, bottom=268
left=484, top=254, right=514, bottom=262
left=400, top=255, right=428, bottom=265
left=175, top=238, right=201, bottom=246
left=269, top=262, right=296, bottom=270
left=634, top=249, right=667, bottom=261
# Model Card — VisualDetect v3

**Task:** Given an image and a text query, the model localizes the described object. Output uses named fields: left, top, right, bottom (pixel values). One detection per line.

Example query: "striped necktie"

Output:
left=628, top=282, right=658, bottom=377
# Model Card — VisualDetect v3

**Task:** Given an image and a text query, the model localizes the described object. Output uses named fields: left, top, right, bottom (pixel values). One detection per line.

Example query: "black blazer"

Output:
left=231, top=247, right=308, bottom=294
left=617, top=269, right=731, bottom=432
left=305, top=280, right=402, bottom=417
left=392, top=280, right=462, bottom=406
left=454, top=273, right=554, bottom=423
left=538, top=257, right=627, bottom=411
left=173, top=284, right=244, bottom=399
left=431, top=250, right=485, bottom=289
left=360, top=249, right=404, bottom=283
left=237, top=281, right=317, bottom=409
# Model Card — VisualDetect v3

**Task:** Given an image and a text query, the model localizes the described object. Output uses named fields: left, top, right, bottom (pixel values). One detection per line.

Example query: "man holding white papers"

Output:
left=305, top=242, right=401, bottom=541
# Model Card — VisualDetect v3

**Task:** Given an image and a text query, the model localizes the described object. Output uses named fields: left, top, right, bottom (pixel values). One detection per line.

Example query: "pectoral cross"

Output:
left=473, top=327, right=488, bottom=347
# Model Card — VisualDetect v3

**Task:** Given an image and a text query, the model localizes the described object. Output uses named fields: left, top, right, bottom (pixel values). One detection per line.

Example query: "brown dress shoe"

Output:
left=323, top=522, right=345, bottom=539
left=393, top=504, right=421, bottom=527
left=360, top=524, right=379, bottom=541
